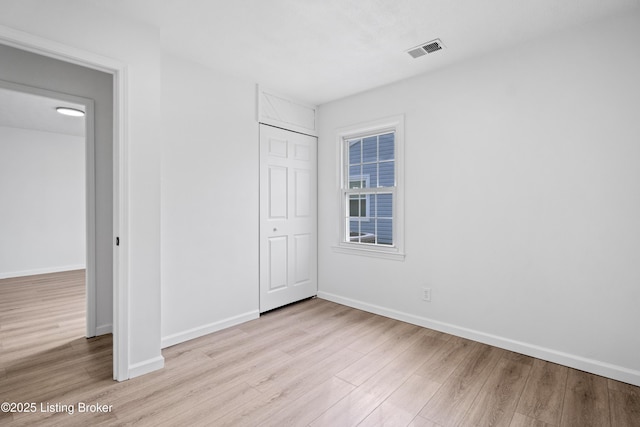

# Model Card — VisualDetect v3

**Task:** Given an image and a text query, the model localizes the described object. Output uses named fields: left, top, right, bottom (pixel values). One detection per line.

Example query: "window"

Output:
left=346, top=134, right=393, bottom=244
left=334, top=115, right=405, bottom=260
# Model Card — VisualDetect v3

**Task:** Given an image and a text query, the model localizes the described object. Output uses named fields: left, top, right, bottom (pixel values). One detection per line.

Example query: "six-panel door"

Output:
left=259, top=124, right=317, bottom=312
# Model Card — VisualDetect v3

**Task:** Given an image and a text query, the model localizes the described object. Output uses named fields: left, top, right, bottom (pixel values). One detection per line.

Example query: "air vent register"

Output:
left=407, top=39, right=445, bottom=58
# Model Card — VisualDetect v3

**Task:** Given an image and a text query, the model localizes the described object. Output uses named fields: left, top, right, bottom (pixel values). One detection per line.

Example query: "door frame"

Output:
left=0, top=80, right=97, bottom=336
left=0, top=25, right=130, bottom=381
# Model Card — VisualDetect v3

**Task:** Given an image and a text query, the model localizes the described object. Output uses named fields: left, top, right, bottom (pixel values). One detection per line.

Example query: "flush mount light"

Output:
left=56, top=107, right=85, bottom=117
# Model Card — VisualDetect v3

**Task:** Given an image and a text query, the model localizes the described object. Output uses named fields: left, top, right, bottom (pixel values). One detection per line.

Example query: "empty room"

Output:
left=1, top=0, right=639, bottom=426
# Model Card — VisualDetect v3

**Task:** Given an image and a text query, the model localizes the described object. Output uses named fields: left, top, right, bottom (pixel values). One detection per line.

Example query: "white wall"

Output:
left=0, top=0, right=163, bottom=377
left=160, top=53, right=259, bottom=347
left=0, top=126, right=85, bottom=277
left=317, top=10, right=640, bottom=386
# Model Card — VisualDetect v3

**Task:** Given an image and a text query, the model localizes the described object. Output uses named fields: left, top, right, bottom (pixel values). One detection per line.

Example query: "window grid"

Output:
left=344, top=132, right=395, bottom=246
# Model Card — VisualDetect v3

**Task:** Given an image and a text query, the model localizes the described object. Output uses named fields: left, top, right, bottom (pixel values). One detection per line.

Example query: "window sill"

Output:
left=331, top=243, right=405, bottom=261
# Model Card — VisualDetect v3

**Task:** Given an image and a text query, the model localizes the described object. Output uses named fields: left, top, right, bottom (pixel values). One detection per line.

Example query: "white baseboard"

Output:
left=317, top=291, right=640, bottom=387
left=0, top=264, right=86, bottom=279
left=161, top=310, right=260, bottom=349
left=95, top=323, right=112, bottom=336
left=128, top=355, right=165, bottom=379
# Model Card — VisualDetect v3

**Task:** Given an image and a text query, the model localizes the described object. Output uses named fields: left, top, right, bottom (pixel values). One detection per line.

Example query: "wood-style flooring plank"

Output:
left=249, top=345, right=363, bottom=398
left=607, top=379, right=640, bottom=427
left=409, top=415, right=442, bottom=427
left=310, top=332, right=443, bottom=426
left=419, top=343, right=505, bottom=426
left=515, top=359, right=568, bottom=425
left=283, top=307, right=383, bottom=359
left=123, top=380, right=262, bottom=426
left=259, top=377, right=356, bottom=427
left=509, top=412, right=555, bottom=427
left=345, top=315, right=411, bottom=354
left=459, top=355, right=531, bottom=427
left=308, top=388, right=382, bottom=427
left=335, top=323, right=427, bottom=386
left=560, top=369, right=610, bottom=427
left=359, top=374, right=441, bottom=427
left=414, top=335, right=477, bottom=384
left=359, top=333, right=444, bottom=399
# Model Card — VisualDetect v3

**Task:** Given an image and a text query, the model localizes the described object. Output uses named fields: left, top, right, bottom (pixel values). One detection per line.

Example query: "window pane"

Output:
left=349, top=197, right=359, bottom=217
left=376, top=193, right=392, bottom=218
left=349, top=165, right=362, bottom=184
left=379, top=161, right=394, bottom=187
left=376, top=218, right=393, bottom=245
left=349, top=194, right=366, bottom=217
left=379, top=133, right=394, bottom=161
left=369, top=194, right=376, bottom=217
left=359, top=221, right=375, bottom=243
left=349, top=220, right=361, bottom=242
left=363, top=136, right=377, bottom=163
left=362, top=163, right=377, bottom=188
left=349, top=139, right=361, bottom=165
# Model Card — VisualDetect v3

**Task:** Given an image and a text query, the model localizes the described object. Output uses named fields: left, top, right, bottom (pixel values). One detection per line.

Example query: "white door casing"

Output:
left=260, top=124, right=317, bottom=312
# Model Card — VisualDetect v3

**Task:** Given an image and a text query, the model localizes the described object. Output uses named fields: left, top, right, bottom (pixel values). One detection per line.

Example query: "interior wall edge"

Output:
left=317, top=291, right=640, bottom=387
left=160, top=310, right=259, bottom=349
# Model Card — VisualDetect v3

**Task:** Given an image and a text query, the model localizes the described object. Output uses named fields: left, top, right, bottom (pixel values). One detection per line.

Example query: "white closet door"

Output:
left=259, top=124, right=317, bottom=312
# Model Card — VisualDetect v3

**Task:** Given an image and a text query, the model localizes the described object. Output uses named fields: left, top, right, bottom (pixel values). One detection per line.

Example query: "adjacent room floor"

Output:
left=1, top=271, right=638, bottom=426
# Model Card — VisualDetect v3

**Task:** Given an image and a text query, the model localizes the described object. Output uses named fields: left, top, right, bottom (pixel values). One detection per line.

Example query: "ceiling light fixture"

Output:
left=56, top=107, right=85, bottom=117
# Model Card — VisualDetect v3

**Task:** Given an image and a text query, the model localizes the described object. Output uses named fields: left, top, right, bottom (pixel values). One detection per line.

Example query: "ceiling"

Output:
left=2, top=0, right=639, bottom=136
left=90, top=0, right=640, bottom=105
left=0, top=88, right=85, bottom=137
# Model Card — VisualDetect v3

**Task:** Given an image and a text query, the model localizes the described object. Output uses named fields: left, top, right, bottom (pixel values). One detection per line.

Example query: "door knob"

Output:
left=273, top=227, right=277, bottom=232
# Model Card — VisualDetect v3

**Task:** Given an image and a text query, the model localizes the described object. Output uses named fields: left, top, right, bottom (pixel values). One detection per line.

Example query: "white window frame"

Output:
left=333, top=115, right=405, bottom=260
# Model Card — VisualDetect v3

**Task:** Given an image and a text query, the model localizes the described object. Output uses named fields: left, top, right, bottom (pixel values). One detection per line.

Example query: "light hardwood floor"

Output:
left=1, top=270, right=639, bottom=426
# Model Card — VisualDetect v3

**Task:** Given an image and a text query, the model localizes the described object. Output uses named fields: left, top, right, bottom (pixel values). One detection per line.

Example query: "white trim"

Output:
left=257, top=85, right=317, bottom=136
left=128, top=356, right=165, bottom=379
left=317, top=291, right=640, bottom=387
left=96, top=323, right=113, bottom=336
left=331, top=244, right=405, bottom=261
left=84, top=98, right=97, bottom=338
left=0, top=264, right=86, bottom=280
left=336, top=115, right=405, bottom=259
left=161, top=310, right=260, bottom=349
left=112, top=66, right=130, bottom=382
left=0, top=24, right=130, bottom=381
left=0, top=26, right=124, bottom=74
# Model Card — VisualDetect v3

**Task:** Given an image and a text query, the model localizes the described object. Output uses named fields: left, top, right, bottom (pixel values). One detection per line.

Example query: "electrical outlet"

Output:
left=422, top=287, right=431, bottom=302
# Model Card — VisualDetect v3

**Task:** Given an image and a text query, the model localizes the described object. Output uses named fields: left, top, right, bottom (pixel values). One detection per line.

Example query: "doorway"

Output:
left=0, top=82, right=97, bottom=336
left=0, top=38, right=127, bottom=379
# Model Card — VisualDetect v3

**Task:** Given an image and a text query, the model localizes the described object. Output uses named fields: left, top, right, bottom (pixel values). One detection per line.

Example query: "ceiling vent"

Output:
left=407, top=39, right=445, bottom=58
